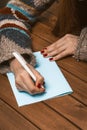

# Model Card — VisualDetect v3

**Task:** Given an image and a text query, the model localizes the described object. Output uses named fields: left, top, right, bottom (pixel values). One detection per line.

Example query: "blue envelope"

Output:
left=7, top=52, right=73, bottom=107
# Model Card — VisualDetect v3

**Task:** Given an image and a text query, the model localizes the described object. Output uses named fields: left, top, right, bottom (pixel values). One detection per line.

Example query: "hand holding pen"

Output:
left=9, top=52, right=45, bottom=95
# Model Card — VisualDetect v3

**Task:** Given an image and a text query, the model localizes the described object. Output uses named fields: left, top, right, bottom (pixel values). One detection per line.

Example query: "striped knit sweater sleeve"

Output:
left=0, top=0, right=55, bottom=74
left=74, top=27, right=87, bottom=61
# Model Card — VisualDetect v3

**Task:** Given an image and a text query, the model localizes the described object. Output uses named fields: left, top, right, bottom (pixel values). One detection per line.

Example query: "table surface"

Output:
left=0, top=1, right=87, bottom=130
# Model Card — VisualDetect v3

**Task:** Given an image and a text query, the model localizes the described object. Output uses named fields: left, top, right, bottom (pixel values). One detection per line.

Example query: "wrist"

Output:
left=9, top=58, right=21, bottom=74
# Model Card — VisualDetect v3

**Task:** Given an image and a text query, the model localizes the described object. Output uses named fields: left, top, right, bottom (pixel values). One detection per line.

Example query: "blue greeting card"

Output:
left=7, top=52, right=73, bottom=106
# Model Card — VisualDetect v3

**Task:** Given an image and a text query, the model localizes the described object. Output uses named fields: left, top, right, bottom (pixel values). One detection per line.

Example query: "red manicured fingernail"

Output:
left=43, top=54, right=48, bottom=57
left=37, top=83, right=41, bottom=88
left=41, top=50, right=44, bottom=54
left=49, top=57, right=53, bottom=61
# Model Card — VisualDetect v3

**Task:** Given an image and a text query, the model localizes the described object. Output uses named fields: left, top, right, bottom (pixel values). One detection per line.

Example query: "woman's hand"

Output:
left=41, top=34, right=79, bottom=61
left=9, top=58, right=45, bottom=95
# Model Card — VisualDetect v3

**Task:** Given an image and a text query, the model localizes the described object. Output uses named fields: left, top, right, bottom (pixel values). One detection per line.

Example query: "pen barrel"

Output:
left=24, top=65, right=36, bottom=81
left=12, top=52, right=44, bottom=89
left=25, top=65, right=44, bottom=88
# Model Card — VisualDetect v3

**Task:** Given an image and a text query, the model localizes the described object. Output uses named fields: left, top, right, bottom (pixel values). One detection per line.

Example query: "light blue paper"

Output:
left=7, top=52, right=73, bottom=107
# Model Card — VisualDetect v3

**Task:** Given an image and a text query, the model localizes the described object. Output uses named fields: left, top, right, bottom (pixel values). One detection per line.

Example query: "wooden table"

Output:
left=0, top=2, right=87, bottom=130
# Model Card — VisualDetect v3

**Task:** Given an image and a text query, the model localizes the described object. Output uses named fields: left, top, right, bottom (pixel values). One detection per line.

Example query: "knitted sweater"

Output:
left=74, top=28, right=87, bottom=61
left=0, top=0, right=55, bottom=74
left=0, top=0, right=87, bottom=74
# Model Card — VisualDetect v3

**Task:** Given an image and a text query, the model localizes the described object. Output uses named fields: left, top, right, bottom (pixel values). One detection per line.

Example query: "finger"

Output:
left=41, top=42, right=66, bottom=58
left=16, top=76, right=44, bottom=95
left=44, top=37, right=65, bottom=53
left=22, top=72, right=45, bottom=95
left=15, top=64, right=45, bottom=95
left=51, top=50, right=69, bottom=61
left=47, top=45, right=66, bottom=57
left=15, top=71, right=43, bottom=95
left=27, top=64, right=45, bottom=87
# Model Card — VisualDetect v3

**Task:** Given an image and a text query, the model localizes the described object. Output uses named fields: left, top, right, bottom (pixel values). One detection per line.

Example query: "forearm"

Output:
left=0, top=29, right=36, bottom=74
left=0, top=0, right=57, bottom=74
left=74, top=28, right=87, bottom=61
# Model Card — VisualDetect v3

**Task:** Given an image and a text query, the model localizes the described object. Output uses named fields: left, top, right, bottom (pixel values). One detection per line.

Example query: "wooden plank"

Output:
left=39, top=11, right=57, bottom=29
left=39, top=1, right=61, bottom=28
left=32, top=22, right=58, bottom=42
left=57, top=58, right=87, bottom=83
left=0, top=99, right=38, bottom=130
left=45, top=96, right=87, bottom=130
left=0, top=0, right=9, bottom=8
left=43, top=69, right=87, bottom=129
left=46, top=1, right=59, bottom=16
left=0, top=74, right=79, bottom=130
left=32, top=33, right=52, bottom=51
left=61, top=69, right=87, bottom=105
left=40, top=2, right=59, bottom=29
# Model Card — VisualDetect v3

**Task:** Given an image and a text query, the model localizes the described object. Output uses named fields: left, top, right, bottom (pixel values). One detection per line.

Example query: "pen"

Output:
left=12, top=51, right=44, bottom=88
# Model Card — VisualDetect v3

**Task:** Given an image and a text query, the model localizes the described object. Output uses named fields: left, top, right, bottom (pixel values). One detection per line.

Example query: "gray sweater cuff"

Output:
left=0, top=35, right=36, bottom=74
left=74, top=28, right=87, bottom=61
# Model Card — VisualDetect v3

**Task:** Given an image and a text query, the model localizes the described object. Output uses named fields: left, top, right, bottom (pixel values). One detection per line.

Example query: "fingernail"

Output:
left=49, top=57, right=53, bottom=61
left=37, top=83, right=41, bottom=88
left=40, top=50, right=44, bottom=54
left=43, top=54, right=48, bottom=57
